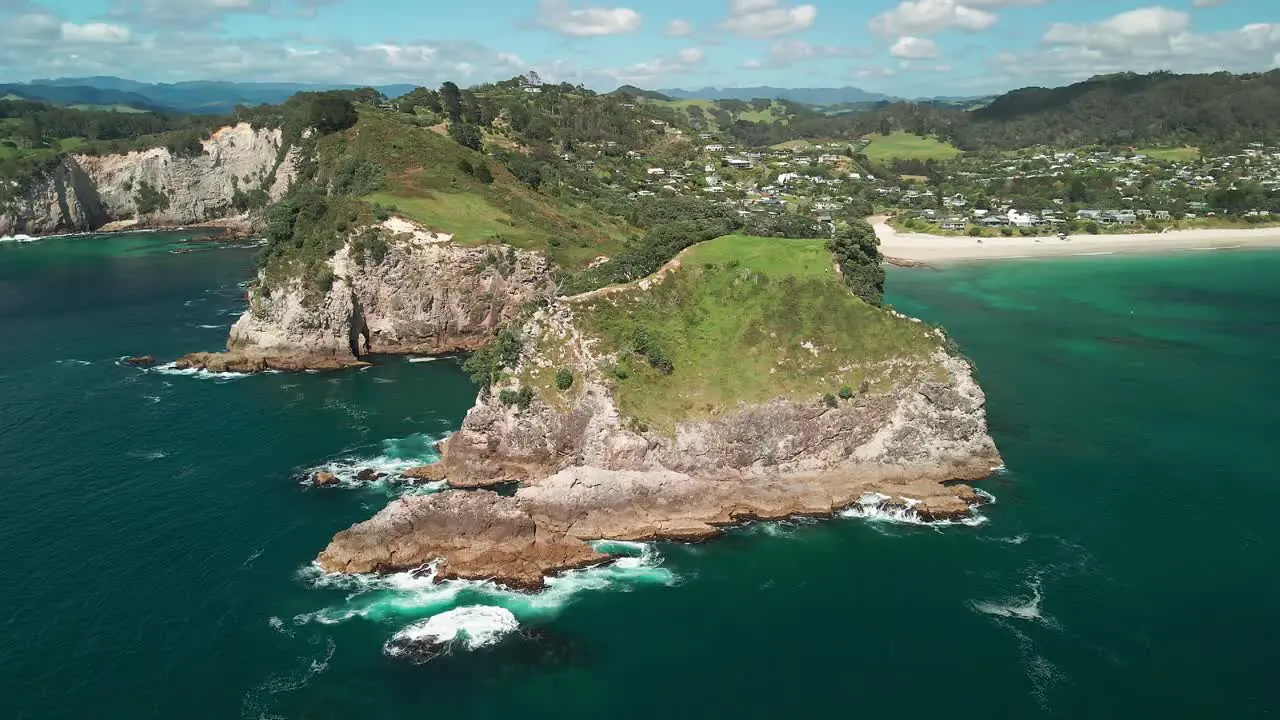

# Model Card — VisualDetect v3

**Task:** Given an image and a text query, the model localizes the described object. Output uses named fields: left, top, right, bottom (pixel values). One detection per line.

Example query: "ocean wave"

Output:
left=0, top=233, right=39, bottom=243
left=240, top=637, right=335, bottom=719
left=55, top=359, right=93, bottom=366
left=195, top=324, right=224, bottom=329
left=300, top=432, right=446, bottom=492
left=838, top=490, right=993, bottom=527
left=149, top=362, right=254, bottom=381
left=407, top=357, right=438, bottom=363
left=384, top=606, right=520, bottom=662
left=293, top=541, right=676, bottom=630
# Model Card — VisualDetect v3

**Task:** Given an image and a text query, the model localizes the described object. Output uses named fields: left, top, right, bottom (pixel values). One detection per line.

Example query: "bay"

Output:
left=1, top=233, right=1276, bottom=718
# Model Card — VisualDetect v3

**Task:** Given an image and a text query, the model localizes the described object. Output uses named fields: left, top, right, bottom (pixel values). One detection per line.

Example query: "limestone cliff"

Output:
left=177, top=221, right=556, bottom=372
left=0, top=123, right=294, bottom=237
left=317, top=301, right=1003, bottom=589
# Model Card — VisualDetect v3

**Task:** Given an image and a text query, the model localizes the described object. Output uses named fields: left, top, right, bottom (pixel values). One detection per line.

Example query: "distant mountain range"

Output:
left=657, top=86, right=897, bottom=105
left=3, top=77, right=418, bottom=114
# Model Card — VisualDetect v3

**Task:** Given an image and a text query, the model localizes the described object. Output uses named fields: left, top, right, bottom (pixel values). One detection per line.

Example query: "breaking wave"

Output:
left=384, top=606, right=520, bottom=661
left=148, top=362, right=250, bottom=381
left=838, top=490, right=994, bottom=527
left=299, top=432, right=447, bottom=493
left=0, top=234, right=39, bottom=243
left=292, top=541, right=676, bottom=657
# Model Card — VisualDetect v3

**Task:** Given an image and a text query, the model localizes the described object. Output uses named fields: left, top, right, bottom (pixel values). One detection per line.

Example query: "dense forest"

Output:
left=717, top=70, right=1280, bottom=152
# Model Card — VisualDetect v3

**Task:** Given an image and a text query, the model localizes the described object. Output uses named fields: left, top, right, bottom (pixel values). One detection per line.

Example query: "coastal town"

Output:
left=567, top=125, right=1280, bottom=237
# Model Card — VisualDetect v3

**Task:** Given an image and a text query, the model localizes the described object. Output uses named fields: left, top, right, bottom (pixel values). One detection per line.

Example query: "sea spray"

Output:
left=293, top=541, right=676, bottom=640
left=383, top=606, right=521, bottom=662
left=300, top=432, right=448, bottom=494
left=838, top=490, right=995, bottom=527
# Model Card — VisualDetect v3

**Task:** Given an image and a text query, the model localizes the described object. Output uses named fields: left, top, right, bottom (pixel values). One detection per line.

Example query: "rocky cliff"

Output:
left=177, top=221, right=556, bottom=372
left=317, top=301, right=1003, bottom=589
left=0, top=123, right=295, bottom=237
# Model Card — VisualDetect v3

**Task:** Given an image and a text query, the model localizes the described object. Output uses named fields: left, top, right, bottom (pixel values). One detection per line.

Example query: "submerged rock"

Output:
left=355, top=469, right=385, bottom=483
left=172, top=351, right=366, bottom=374
left=124, top=355, right=155, bottom=368
left=383, top=606, right=520, bottom=664
left=311, top=471, right=339, bottom=487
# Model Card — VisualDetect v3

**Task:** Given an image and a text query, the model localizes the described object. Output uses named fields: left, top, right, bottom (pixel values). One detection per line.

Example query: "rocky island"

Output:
left=305, top=233, right=1002, bottom=590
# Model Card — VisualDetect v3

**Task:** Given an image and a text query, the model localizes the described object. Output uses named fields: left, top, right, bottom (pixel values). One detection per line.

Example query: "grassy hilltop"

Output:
left=520, top=235, right=943, bottom=432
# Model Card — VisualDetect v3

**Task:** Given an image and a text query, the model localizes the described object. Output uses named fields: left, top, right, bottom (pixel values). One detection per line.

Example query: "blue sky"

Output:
left=1, top=1, right=1277, bottom=95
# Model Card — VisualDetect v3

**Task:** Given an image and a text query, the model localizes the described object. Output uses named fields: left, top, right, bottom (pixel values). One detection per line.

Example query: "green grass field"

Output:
left=570, top=234, right=944, bottom=429
left=335, top=111, right=632, bottom=268
left=1136, top=146, right=1200, bottom=162
left=861, top=132, right=961, bottom=161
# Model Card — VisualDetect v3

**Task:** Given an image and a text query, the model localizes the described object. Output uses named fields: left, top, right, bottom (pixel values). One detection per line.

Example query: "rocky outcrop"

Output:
left=0, top=123, right=294, bottom=237
left=317, top=304, right=1003, bottom=589
left=178, top=223, right=556, bottom=372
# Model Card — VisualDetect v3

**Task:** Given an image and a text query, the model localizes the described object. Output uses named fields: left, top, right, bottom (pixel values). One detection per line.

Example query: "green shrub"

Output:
left=838, top=385, right=854, bottom=400
left=629, top=327, right=673, bottom=375
left=499, top=387, right=535, bottom=409
left=555, top=368, right=574, bottom=390
left=822, top=393, right=838, bottom=409
left=134, top=181, right=170, bottom=214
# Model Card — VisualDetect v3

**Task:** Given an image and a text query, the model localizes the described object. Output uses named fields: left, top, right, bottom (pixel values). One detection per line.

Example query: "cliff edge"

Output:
left=177, top=220, right=556, bottom=372
left=0, top=123, right=297, bottom=237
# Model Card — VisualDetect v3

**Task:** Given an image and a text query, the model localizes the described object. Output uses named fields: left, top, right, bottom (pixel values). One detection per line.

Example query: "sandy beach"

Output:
left=872, top=216, right=1280, bottom=264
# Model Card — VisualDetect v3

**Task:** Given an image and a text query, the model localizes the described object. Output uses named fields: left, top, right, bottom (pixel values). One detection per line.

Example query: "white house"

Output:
left=647, top=167, right=666, bottom=176
left=704, top=143, right=726, bottom=153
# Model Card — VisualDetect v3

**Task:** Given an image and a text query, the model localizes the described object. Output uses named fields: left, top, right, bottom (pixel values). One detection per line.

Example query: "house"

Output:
left=704, top=143, right=726, bottom=153
left=706, top=175, right=722, bottom=187
left=522, top=85, right=542, bottom=94
left=941, top=218, right=966, bottom=231
left=1076, top=209, right=1103, bottom=220
left=726, top=158, right=753, bottom=169
left=1108, top=211, right=1138, bottom=225
left=1155, top=210, right=1172, bottom=220
left=777, top=172, right=801, bottom=185
left=647, top=167, right=666, bottom=176
left=818, top=154, right=841, bottom=165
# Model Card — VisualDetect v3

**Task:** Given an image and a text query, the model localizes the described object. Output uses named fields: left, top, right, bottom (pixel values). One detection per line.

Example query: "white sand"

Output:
left=872, top=216, right=1280, bottom=264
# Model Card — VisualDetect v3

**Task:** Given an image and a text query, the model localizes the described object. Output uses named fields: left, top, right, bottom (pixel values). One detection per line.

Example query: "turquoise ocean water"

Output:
left=1, top=232, right=1277, bottom=718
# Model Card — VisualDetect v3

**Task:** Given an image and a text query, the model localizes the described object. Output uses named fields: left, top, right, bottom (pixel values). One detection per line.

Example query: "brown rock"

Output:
left=355, top=469, right=384, bottom=483
left=172, top=351, right=366, bottom=374
left=125, top=355, right=155, bottom=368
left=312, top=471, right=339, bottom=487
left=402, top=464, right=446, bottom=483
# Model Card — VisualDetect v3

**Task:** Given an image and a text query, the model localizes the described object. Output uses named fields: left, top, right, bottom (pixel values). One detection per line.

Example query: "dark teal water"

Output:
left=2, top=235, right=1278, bottom=719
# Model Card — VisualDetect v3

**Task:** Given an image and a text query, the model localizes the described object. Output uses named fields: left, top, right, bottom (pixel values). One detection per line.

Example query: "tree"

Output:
left=308, top=95, right=358, bottom=135
left=449, top=122, right=483, bottom=151
left=828, top=219, right=885, bottom=306
left=440, top=81, right=462, bottom=122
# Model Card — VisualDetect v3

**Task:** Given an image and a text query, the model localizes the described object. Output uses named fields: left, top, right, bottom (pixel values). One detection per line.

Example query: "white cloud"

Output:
left=722, top=0, right=818, bottom=38
left=1043, top=7, right=1192, bottom=50
left=108, top=0, right=338, bottom=26
left=665, top=18, right=693, bottom=36
left=606, top=47, right=706, bottom=83
left=61, top=22, right=132, bottom=44
left=869, top=0, right=997, bottom=37
left=889, top=36, right=938, bottom=59
left=1192, top=0, right=1228, bottom=7
left=536, top=0, right=641, bottom=37
left=741, top=39, right=861, bottom=69
left=992, top=10, right=1280, bottom=88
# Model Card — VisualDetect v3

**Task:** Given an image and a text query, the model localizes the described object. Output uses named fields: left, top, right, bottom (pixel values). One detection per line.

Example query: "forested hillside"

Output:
left=696, top=70, right=1280, bottom=153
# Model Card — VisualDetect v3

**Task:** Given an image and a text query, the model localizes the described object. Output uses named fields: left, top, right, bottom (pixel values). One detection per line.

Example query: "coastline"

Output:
left=1, top=217, right=261, bottom=244
left=872, top=216, right=1280, bottom=264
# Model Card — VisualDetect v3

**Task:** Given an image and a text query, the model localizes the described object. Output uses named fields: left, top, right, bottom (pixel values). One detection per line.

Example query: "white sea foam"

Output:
left=300, top=432, right=447, bottom=492
left=150, top=361, right=258, bottom=381
left=407, top=356, right=438, bottom=363
left=55, top=359, right=93, bottom=366
left=972, top=573, right=1048, bottom=623
left=196, top=324, right=224, bottom=329
left=293, top=541, right=676, bottom=630
left=0, top=233, right=38, bottom=243
left=240, top=637, right=334, bottom=719
left=838, top=490, right=992, bottom=527
left=384, top=606, right=520, bottom=659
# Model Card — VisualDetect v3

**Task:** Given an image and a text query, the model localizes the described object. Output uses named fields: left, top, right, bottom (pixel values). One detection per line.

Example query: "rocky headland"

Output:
left=0, top=123, right=298, bottom=238
left=175, top=221, right=556, bottom=372
left=316, top=282, right=1002, bottom=590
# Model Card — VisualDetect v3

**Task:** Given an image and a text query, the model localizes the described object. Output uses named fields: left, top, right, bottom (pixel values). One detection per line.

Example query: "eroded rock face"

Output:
left=0, top=123, right=294, bottom=237
left=190, top=233, right=555, bottom=371
left=317, top=304, right=1003, bottom=589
